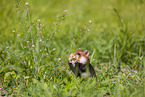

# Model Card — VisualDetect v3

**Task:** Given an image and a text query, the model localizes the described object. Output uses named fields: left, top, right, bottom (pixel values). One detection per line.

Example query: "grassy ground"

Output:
left=0, top=0, right=145, bottom=96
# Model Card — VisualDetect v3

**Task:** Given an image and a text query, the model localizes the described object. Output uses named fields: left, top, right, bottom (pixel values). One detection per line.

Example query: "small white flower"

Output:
left=128, top=73, right=131, bottom=75
left=58, top=58, right=61, bottom=61
left=12, top=30, right=15, bottom=32
left=134, top=70, right=138, bottom=73
left=40, top=39, right=42, bottom=42
left=17, top=34, right=20, bottom=37
left=32, top=45, right=35, bottom=47
left=25, top=2, right=29, bottom=6
left=37, top=19, right=41, bottom=22
left=89, top=20, right=92, bottom=23
left=63, top=10, right=68, bottom=12
left=53, top=48, right=56, bottom=50
left=53, top=85, right=56, bottom=89
left=27, top=41, right=30, bottom=44
left=40, top=24, right=45, bottom=26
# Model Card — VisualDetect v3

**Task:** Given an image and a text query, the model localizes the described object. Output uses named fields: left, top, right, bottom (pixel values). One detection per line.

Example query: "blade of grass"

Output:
left=46, top=47, right=52, bottom=62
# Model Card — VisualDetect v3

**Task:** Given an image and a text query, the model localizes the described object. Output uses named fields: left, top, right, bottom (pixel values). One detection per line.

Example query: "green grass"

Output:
left=0, top=0, right=145, bottom=96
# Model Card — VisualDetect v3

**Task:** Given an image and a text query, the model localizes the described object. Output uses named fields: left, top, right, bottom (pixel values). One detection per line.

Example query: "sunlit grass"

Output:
left=0, top=0, right=145, bottom=96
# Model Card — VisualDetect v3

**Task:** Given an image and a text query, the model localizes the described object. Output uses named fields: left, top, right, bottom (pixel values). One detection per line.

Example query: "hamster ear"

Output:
left=83, top=50, right=89, bottom=56
left=77, top=48, right=82, bottom=52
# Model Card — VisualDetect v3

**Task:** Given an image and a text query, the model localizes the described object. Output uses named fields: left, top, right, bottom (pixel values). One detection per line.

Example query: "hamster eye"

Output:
left=77, top=53, right=80, bottom=56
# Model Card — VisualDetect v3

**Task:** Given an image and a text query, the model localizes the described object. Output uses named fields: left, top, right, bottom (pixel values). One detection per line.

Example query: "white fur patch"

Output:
left=69, top=53, right=77, bottom=67
left=78, top=56, right=87, bottom=64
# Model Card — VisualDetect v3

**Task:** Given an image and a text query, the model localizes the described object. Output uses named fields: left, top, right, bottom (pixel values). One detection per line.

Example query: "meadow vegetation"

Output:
left=0, top=0, right=145, bottom=96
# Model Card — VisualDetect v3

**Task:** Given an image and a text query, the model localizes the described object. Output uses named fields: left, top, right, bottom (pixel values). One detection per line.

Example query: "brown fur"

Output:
left=69, top=48, right=96, bottom=77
